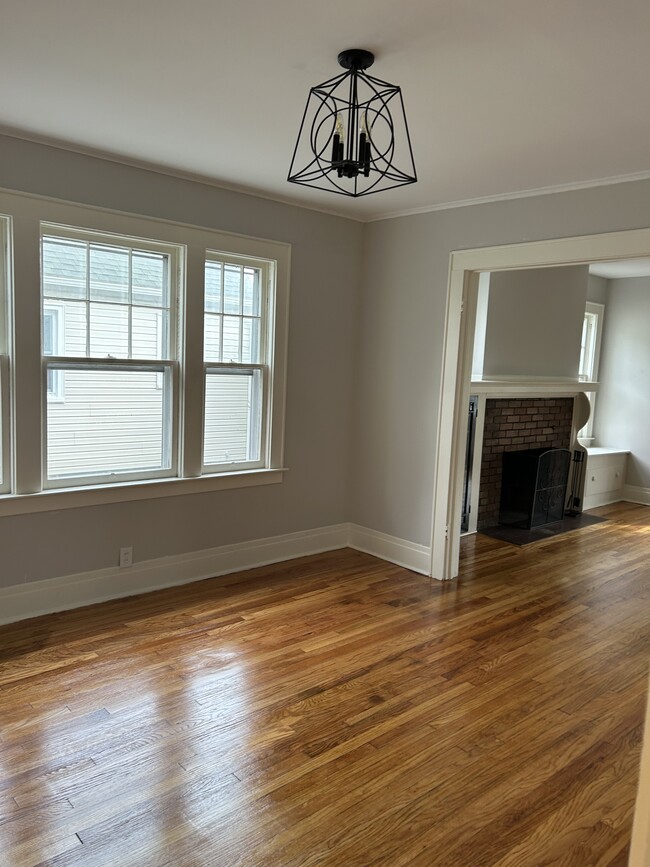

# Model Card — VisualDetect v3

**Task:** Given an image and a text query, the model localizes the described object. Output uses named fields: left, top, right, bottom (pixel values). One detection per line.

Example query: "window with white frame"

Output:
left=203, top=253, right=270, bottom=469
left=41, top=227, right=180, bottom=487
left=0, top=189, right=289, bottom=513
left=0, top=216, right=10, bottom=494
left=578, top=301, right=605, bottom=439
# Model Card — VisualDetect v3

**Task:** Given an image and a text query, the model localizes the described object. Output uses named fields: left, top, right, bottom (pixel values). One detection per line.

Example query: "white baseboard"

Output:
left=348, top=524, right=431, bottom=575
left=0, top=524, right=349, bottom=625
left=623, top=484, right=650, bottom=506
left=0, top=523, right=433, bottom=624
left=583, top=492, right=624, bottom=511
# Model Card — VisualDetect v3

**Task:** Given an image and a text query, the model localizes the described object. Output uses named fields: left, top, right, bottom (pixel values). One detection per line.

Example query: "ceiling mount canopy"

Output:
left=288, top=49, right=417, bottom=198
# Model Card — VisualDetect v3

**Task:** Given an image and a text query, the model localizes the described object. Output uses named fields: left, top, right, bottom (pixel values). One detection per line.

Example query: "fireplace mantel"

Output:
left=470, top=378, right=599, bottom=397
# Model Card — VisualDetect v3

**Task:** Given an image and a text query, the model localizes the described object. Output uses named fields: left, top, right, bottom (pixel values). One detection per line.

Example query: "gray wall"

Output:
left=587, top=273, right=609, bottom=304
left=483, top=266, right=588, bottom=379
left=354, top=180, right=650, bottom=545
left=0, top=134, right=363, bottom=586
left=595, top=276, right=650, bottom=489
left=3, top=132, right=650, bottom=585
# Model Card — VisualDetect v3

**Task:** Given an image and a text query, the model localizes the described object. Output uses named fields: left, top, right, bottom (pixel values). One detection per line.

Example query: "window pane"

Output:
left=205, top=259, right=263, bottom=362
left=132, top=250, right=168, bottom=307
left=46, top=367, right=170, bottom=479
left=222, top=316, right=241, bottom=362
left=50, top=300, right=87, bottom=358
left=241, top=318, right=260, bottom=364
left=243, top=267, right=260, bottom=316
left=43, top=311, right=55, bottom=356
left=223, top=265, right=241, bottom=314
left=204, top=313, right=222, bottom=362
left=132, top=307, right=168, bottom=360
left=90, top=244, right=129, bottom=303
left=205, top=262, right=222, bottom=313
left=42, top=237, right=87, bottom=300
left=90, top=303, right=129, bottom=358
left=204, top=370, right=261, bottom=466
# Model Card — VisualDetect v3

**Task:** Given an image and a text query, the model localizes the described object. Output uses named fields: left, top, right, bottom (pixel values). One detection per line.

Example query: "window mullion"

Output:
left=128, top=249, right=133, bottom=359
left=85, top=242, right=91, bottom=357
left=219, top=262, right=224, bottom=363
left=238, top=268, right=243, bottom=362
left=12, top=213, right=42, bottom=494
left=180, top=244, right=205, bottom=478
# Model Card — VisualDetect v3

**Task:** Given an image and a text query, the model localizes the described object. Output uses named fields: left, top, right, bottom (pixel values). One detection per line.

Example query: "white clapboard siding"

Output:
left=204, top=375, right=252, bottom=464
left=47, top=305, right=165, bottom=477
left=48, top=369, right=165, bottom=476
left=46, top=304, right=254, bottom=477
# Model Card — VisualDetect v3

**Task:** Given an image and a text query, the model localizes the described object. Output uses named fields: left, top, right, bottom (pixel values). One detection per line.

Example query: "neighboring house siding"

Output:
left=204, top=375, right=252, bottom=465
left=47, top=304, right=251, bottom=476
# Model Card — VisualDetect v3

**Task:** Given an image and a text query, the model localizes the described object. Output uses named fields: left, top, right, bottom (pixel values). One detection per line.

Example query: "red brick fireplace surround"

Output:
left=477, top=397, right=574, bottom=529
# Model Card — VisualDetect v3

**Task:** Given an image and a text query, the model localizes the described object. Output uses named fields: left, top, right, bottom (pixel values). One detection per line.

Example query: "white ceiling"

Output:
left=1, top=0, right=649, bottom=221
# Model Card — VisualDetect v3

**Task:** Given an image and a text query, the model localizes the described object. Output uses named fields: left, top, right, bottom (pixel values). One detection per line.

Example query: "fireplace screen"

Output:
left=499, top=448, right=572, bottom=529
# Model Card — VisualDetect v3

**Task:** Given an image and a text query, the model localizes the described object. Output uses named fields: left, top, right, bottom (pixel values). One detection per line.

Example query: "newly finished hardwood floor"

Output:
left=0, top=502, right=648, bottom=866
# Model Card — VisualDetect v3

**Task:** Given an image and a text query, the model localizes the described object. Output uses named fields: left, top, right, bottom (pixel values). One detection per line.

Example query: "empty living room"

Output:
left=0, top=1, right=649, bottom=865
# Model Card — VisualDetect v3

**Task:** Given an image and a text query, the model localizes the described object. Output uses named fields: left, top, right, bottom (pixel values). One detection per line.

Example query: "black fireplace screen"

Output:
left=499, top=448, right=572, bottom=529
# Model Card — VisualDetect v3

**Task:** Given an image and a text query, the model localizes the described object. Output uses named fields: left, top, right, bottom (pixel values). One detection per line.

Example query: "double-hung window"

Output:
left=203, top=252, right=271, bottom=470
left=0, top=189, right=289, bottom=515
left=41, top=226, right=181, bottom=487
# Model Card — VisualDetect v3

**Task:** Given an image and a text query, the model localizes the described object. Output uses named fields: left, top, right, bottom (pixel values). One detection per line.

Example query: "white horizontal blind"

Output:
left=41, top=229, right=179, bottom=485
left=203, top=254, right=268, bottom=470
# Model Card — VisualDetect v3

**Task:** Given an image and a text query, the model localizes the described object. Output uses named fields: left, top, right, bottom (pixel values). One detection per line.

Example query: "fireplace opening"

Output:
left=476, top=397, right=574, bottom=531
left=499, top=447, right=572, bottom=529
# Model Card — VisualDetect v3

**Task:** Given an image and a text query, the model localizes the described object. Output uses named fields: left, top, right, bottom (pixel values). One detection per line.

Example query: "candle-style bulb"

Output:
left=360, top=115, right=367, bottom=136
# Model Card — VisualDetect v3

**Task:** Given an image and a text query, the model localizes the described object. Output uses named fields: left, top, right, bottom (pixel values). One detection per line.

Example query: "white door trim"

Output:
left=430, top=226, right=650, bottom=580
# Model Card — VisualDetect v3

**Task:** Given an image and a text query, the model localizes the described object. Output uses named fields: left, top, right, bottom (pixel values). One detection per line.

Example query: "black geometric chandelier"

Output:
left=287, top=49, right=417, bottom=198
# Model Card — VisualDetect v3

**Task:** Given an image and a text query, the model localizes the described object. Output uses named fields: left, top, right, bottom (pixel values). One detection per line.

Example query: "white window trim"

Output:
left=202, top=249, right=273, bottom=474
left=40, top=224, right=182, bottom=488
left=203, top=363, right=266, bottom=472
left=0, top=215, right=11, bottom=495
left=41, top=358, right=180, bottom=489
left=0, top=355, right=10, bottom=495
left=0, top=187, right=290, bottom=514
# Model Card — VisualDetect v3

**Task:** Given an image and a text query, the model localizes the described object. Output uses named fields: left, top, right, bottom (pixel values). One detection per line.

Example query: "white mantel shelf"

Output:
left=470, top=379, right=599, bottom=396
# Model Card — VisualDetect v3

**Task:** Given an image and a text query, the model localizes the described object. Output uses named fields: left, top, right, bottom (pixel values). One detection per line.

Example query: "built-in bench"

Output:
left=583, top=447, right=629, bottom=510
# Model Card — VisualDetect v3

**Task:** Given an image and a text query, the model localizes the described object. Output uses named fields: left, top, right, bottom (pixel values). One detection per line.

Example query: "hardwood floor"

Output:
left=0, top=502, right=648, bottom=866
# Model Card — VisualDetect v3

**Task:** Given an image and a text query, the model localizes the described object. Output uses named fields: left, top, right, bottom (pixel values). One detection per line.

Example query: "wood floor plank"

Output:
left=0, top=501, right=647, bottom=866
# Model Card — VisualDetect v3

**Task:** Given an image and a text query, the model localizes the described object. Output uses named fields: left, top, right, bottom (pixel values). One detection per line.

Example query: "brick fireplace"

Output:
left=477, top=397, right=574, bottom=529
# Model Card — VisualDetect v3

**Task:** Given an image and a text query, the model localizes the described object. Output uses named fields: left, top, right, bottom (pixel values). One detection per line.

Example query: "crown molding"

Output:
left=0, top=126, right=364, bottom=224
left=367, top=170, right=650, bottom=222
left=2, top=125, right=650, bottom=226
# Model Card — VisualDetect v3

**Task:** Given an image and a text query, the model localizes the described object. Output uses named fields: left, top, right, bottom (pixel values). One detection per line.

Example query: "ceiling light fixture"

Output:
left=288, top=49, right=417, bottom=198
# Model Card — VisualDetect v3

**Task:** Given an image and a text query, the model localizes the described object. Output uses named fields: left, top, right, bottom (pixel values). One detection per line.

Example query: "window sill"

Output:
left=0, top=468, right=286, bottom=517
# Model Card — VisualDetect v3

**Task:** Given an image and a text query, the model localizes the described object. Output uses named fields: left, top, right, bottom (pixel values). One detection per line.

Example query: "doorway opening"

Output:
left=430, top=227, right=650, bottom=581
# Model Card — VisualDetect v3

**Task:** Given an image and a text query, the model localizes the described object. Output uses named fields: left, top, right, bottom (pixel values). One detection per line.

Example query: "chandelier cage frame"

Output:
left=287, top=49, right=417, bottom=198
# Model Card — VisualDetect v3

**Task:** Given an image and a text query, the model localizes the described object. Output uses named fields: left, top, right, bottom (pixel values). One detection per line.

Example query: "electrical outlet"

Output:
left=119, top=546, right=133, bottom=568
